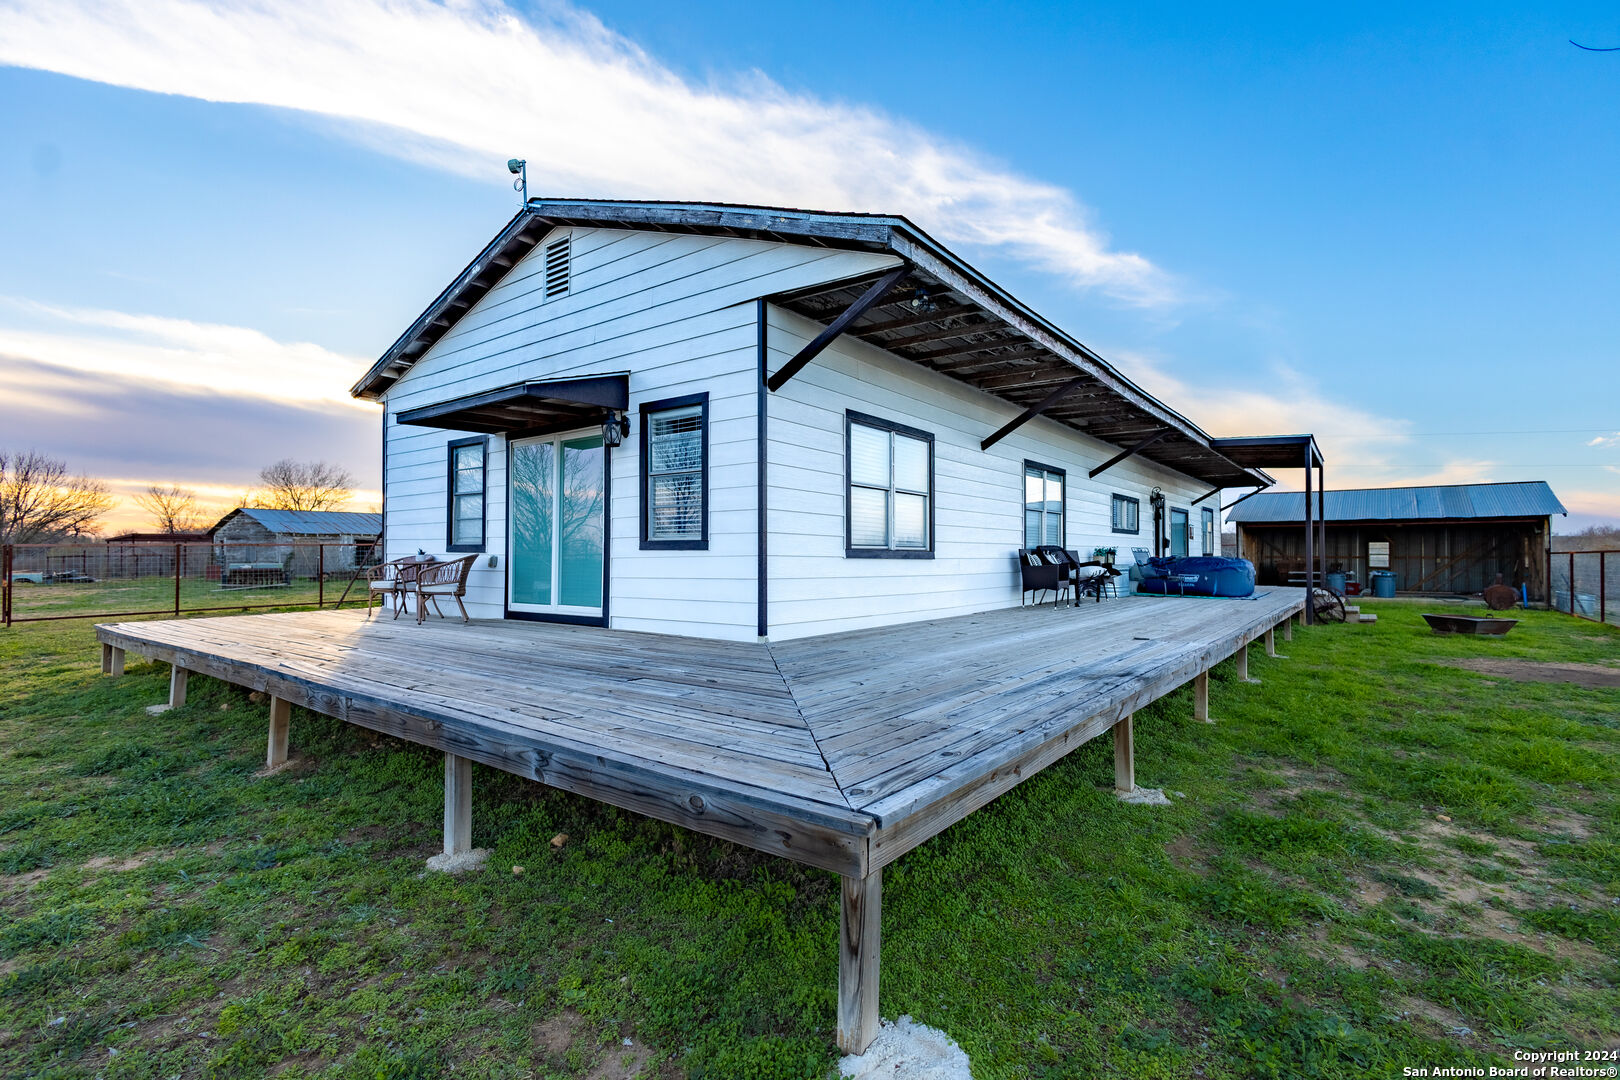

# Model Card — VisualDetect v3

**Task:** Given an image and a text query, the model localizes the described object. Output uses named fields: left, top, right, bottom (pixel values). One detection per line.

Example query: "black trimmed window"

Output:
left=1023, top=461, right=1064, bottom=548
left=447, top=436, right=487, bottom=552
left=1111, top=493, right=1140, bottom=534
left=640, top=393, right=708, bottom=549
left=845, top=410, right=934, bottom=559
left=1202, top=507, right=1216, bottom=555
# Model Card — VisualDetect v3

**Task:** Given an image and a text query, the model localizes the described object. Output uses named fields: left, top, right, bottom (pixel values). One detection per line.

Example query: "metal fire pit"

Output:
left=1422, top=613, right=1518, bottom=636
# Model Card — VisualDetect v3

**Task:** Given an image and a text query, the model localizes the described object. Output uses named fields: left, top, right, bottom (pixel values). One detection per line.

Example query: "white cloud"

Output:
left=0, top=297, right=371, bottom=409
left=1588, top=432, right=1620, bottom=448
left=1112, top=350, right=1431, bottom=488
left=0, top=0, right=1173, bottom=304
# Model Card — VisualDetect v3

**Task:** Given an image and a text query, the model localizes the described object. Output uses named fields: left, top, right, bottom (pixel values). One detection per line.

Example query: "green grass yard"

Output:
left=1, top=603, right=1616, bottom=1078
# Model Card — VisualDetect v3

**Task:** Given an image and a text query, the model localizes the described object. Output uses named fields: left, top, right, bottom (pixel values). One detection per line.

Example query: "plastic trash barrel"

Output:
left=1371, top=571, right=1397, bottom=599
left=1326, top=571, right=1347, bottom=594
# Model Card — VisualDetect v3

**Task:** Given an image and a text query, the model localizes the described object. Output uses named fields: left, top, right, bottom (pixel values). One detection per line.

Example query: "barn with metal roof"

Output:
left=1226, top=481, right=1567, bottom=600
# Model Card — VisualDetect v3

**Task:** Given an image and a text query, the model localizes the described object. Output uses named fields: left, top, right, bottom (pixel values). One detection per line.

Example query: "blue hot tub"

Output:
left=1135, top=556, right=1257, bottom=598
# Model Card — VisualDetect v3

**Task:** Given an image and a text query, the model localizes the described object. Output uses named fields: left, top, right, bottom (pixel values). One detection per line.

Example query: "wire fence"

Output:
left=2, top=541, right=382, bottom=626
left=1548, top=550, right=1619, bottom=627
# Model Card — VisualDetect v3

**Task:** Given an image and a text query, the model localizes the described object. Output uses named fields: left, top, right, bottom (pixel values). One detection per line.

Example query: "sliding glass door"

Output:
left=509, top=430, right=606, bottom=618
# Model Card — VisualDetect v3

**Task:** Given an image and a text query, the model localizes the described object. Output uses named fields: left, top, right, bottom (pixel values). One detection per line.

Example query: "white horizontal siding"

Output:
left=381, top=228, right=897, bottom=639
left=763, top=304, right=1208, bottom=641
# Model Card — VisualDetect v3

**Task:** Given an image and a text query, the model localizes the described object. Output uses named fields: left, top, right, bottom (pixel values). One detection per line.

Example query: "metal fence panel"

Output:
left=1549, top=550, right=1617, bottom=626
left=2, top=541, right=381, bottom=626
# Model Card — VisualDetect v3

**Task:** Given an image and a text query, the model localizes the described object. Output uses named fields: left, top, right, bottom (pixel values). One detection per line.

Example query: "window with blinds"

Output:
left=1023, top=463, right=1064, bottom=548
left=447, top=437, right=486, bottom=551
left=1111, top=493, right=1140, bottom=534
left=847, top=412, right=933, bottom=557
left=1202, top=507, right=1216, bottom=555
left=543, top=235, right=571, bottom=299
left=640, top=395, right=707, bottom=548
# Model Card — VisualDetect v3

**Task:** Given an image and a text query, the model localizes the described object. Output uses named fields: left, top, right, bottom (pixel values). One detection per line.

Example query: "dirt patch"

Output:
left=1435, top=659, right=1620, bottom=689
left=1164, top=834, right=1205, bottom=873
left=84, top=852, right=157, bottom=873
left=534, top=1008, right=588, bottom=1056
left=0, top=868, right=50, bottom=891
left=1541, top=810, right=1597, bottom=840
left=588, top=1038, right=654, bottom=1080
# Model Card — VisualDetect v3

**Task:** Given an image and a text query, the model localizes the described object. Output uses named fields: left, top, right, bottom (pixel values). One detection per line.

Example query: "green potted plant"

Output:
left=1092, top=546, right=1117, bottom=567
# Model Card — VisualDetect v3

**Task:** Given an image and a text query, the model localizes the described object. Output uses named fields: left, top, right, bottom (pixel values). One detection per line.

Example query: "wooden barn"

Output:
left=209, top=508, right=382, bottom=574
left=1227, top=481, right=1567, bottom=600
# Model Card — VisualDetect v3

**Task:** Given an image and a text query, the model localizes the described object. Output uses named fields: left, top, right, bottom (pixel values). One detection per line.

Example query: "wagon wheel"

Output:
left=1312, top=587, right=1347, bottom=623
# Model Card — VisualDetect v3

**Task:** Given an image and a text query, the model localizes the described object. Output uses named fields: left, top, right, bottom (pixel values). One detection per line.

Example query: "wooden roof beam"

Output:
left=853, top=303, right=978, bottom=336
left=877, top=319, right=1003, bottom=351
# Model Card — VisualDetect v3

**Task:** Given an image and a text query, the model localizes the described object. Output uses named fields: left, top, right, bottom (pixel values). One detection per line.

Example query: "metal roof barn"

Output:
left=1226, top=481, right=1567, bottom=524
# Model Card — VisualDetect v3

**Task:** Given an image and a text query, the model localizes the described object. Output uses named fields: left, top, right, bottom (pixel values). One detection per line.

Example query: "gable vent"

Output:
left=543, top=235, right=571, bottom=299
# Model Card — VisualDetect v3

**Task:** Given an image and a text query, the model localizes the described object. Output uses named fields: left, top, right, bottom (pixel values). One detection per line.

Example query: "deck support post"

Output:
left=1235, top=643, right=1259, bottom=684
left=444, top=753, right=473, bottom=857
left=266, top=696, right=291, bottom=770
left=146, top=665, right=189, bottom=715
left=101, top=643, right=125, bottom=677
left=1194, top=670, right=1212, bottom=723
left=1112, top=713, right=1135, bottom=793
left=1264, top=628, right=1276, bottom=657
left=837, top=869, right=882, bottom=1056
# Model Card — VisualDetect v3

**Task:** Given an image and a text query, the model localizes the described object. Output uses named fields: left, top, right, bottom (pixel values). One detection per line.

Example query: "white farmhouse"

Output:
left=353, top=200, right=1271, bottom=641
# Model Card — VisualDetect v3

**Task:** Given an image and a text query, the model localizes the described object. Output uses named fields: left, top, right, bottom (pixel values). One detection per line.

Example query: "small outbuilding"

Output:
left=1227, top=481, right=1567, bottom=600
left=209, top=508, right=382, bottom=576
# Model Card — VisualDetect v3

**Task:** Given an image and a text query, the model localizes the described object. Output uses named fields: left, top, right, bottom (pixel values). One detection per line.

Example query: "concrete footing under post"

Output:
left=427, top=752, right=488, bottom=873
left=146, top=665, right=189, bottom=715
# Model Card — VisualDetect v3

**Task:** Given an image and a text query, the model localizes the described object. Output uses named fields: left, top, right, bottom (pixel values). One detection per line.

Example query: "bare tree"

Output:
left=252, top=459, right=355, bottom=512
left=0, top=449, right=113, bottom=543
left=133, top=483, right=206, bottom=533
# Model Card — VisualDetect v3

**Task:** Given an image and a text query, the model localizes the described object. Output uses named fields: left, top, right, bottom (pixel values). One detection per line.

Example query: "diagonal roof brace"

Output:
left=1221, top=485, right=1269, bottom=513
left=1088, top=428, right=1172, bottom=479
left=767, top=264, right=908, bottom=392
left=979, top=375, right=1089, bottom=450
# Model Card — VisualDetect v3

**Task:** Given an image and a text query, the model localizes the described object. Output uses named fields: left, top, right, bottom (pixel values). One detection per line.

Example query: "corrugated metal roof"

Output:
left=1226, top=481, right=1566, bottom=524
left=214, top=508, right=382, bottom=536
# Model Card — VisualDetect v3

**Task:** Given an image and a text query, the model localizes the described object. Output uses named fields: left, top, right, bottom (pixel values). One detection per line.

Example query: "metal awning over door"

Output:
left=394, top=374, right=629, bottom=435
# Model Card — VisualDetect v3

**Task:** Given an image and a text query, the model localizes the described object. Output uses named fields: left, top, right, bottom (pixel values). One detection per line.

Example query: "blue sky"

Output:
left=1, top=0, right=1616, bottom=531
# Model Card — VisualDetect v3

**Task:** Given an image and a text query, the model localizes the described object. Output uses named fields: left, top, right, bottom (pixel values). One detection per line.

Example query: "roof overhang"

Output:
left=355, top=199, right=1282, bottom=489
left=1209, top=434, right=1323, bottom=471
left=395, top=374, right=629, bottom=436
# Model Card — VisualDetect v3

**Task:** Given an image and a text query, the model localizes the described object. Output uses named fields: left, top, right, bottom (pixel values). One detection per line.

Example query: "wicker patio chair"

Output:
left=405, top=554, right=479, bottom=624
left=1018, top=548, right=1070, bottom=607
left=364, top=557, right=425, bottom=619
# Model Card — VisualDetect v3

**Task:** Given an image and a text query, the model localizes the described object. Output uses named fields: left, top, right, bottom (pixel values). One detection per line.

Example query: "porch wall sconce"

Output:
left=603, top=412, right=630, bottom=448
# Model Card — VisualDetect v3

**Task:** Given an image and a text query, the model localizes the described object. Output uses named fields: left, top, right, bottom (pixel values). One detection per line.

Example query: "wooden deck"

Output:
left=96, top=586, right=1304, bottom=1052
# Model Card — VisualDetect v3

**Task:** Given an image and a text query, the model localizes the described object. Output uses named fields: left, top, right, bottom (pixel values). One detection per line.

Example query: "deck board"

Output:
left=96, top=589, right=1304, bottom=874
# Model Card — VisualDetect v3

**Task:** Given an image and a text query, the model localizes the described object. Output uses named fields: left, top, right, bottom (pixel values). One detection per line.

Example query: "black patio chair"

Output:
left=1018, top=548, right=1070, bottom=607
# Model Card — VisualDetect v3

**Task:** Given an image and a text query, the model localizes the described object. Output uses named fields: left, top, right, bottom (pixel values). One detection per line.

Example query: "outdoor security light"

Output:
left=507, top=158, right=527, bottom=205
